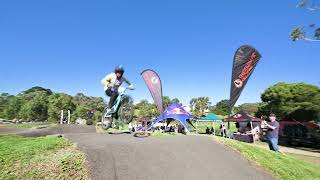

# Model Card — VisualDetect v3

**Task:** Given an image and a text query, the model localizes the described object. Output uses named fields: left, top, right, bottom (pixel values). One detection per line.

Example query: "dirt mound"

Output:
left=0, top=125, right=96, bottom=137
left=0, top=127, right=32, bottom=135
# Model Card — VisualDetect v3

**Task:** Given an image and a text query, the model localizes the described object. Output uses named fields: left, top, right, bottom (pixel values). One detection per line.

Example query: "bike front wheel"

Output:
left=133, top=132, right=151, bottom=138
left=118, top=96, right=134, bottom=124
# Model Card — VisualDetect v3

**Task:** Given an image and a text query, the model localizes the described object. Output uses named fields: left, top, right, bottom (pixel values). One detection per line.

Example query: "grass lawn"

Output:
left=254, top=141, right=320, bottom=165
left=287, top=153, right=320, bottom=165
left=0, top=135, right=88, bottom=180
left=150, top=132, right=177, bottom=138
left=214, top=137, right=320, bottom=180
left=191, top=122, right=237, bottom=135
left=96, top=125, right=130, bottom=134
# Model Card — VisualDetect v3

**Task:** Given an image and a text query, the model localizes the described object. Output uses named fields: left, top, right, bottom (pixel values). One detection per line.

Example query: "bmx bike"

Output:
left=101, top=87, right=135, bottom=130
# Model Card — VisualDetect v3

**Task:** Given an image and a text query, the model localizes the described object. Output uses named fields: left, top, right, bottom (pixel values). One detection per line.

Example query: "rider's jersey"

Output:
left=101, top=73, right=131, bottom=91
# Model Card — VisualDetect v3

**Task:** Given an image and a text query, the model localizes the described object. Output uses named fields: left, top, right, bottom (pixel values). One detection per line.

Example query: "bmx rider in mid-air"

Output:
left=101, top=65, right=134, bottom=114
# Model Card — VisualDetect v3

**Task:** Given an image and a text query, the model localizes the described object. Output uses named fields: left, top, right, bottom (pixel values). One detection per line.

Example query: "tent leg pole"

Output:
left=213, top=121, right=215, bottom=136
left=196, top=121, right=198, bottom=134
left=227, top=112, right=231, bottom=138
left=212, top=121, right=214, bottom=136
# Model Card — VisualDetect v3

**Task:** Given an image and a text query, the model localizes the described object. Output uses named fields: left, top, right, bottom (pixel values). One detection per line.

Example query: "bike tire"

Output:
left=101, top=112, right=113, bottom=130
left=133, top=132, right=151, bottom=138
left=118, top=96, right=134, bottom=124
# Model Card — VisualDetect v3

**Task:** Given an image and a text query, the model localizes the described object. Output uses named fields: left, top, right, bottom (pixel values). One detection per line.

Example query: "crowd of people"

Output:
left=204, top=124, right=228, bottom=137
left=201, top=113, right=280, bottom=152
left=128, top=114, right=280, bottom=152
left=128, top=122, right=187, bottom=134
left=153, top=124, right=186, bottom=134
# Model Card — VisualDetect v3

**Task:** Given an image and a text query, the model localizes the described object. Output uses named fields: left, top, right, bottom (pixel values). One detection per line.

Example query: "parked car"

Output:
left=279, top=120, right=320, bottom=148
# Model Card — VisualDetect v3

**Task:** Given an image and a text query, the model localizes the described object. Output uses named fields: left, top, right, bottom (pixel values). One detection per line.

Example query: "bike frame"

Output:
left=109, top=87, right=133, bottom=115
left=111, top=92, right=125, bottom=113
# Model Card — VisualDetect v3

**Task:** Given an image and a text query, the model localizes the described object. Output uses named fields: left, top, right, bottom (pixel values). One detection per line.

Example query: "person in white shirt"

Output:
left=128, top=122, right=133, bottom=132
left=101, top=65, right=134, bottom=113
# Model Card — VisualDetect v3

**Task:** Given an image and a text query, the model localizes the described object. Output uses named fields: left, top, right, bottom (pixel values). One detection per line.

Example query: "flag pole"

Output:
left=226, top=106, right=232, bottom=138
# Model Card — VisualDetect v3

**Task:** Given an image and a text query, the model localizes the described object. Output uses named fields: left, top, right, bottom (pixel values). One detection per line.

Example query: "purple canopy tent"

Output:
left=149, top=102, right=194, bottom=132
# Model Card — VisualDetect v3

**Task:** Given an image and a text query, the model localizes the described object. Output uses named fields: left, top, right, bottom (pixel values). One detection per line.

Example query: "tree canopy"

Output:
left=21, top=86, right=53, bottom=96
left=134, top=100, right=159, bottom=118
left=48, top=93, right=75, bottom=122
left=0, top=87, right=106, bottom=124
left=190, top=97, right=210, bottom=117
left=134, top=96, right=181, bottom=119
left=235, top=103, right=260, bottom=115
left=256, top=82, right=320, bottom=121
left=2, top=83, right=318, bottom=124
left=291, top=0, right=320, bottom=42
left=210, top=99, right=229, bottom=116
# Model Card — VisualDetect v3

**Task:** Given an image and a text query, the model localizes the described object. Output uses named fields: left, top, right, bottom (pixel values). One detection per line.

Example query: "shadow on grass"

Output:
left=108, top=131, right=131, bottom=135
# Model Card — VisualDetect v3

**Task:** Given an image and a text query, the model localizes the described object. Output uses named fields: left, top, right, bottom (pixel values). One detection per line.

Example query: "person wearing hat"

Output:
left=262, top=113, right=280, bottom=152
left=101, top=65, right=134, bottom=113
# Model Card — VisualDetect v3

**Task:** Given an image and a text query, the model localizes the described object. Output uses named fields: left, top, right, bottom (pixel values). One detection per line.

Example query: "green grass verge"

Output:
left=215, top=137, right=320, bottom=180
left=191, top=122, right=237, bottom=135
left=150, top=132, right=177, bottom=138
left=287, top=153, right=320, bottom=165
left=0, top=135, right=88, bottom=180
left=96, top=125, right=130, bottom=134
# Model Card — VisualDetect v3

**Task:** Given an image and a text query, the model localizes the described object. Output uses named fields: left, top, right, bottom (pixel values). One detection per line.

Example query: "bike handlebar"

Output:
left=118, top=86, right=134, bottom=93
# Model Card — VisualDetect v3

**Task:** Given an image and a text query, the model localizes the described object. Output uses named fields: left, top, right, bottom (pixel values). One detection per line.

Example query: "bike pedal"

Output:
left=104, top=114, right=112, bottom=118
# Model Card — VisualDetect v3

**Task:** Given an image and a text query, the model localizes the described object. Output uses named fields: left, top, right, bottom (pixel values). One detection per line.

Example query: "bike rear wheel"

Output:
left=101, top=111, right=113, bottom=130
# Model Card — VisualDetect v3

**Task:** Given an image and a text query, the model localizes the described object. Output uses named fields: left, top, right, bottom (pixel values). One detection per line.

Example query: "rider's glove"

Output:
left=128, top=84, right=135, bottom=90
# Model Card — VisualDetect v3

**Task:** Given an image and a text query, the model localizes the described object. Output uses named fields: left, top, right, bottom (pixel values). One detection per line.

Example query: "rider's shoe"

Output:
left=104, top=113, right=112, bottom=118
left=103, top=108, right=114, bottom=118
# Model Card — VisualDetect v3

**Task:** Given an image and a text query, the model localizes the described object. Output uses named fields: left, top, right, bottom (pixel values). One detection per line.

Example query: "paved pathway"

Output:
left=0, top=125, right=274, bottom=180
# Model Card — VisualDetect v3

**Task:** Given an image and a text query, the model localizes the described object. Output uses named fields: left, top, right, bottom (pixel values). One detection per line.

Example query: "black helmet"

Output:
left=115, top=65, right=125, bottom=74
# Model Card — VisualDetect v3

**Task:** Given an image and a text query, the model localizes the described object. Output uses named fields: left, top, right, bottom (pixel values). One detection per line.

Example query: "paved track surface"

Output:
left=1, top=125, right=274, bottom=180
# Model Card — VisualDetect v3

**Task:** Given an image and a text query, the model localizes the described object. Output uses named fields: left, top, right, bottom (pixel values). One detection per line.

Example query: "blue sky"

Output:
left=1, top=0, right=319, bottom=106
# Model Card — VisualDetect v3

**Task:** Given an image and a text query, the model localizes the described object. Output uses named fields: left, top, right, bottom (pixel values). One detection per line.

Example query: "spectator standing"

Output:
left=211, top=127, right=215, bottom=135
left=262, top=113, right=280, bottom=152
left=128, top=123, right=132, bottom=132
left=206, top=127, right=210, bottom=134
left=220, top=124, right=227, bottom=137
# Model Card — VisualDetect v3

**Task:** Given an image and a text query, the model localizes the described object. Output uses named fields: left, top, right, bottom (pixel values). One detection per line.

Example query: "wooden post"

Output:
left=68, top=110, right=71, bottom=124
left=60, top=110, right=64, bottom=124
left=250, top=121, right=255, bottom=143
